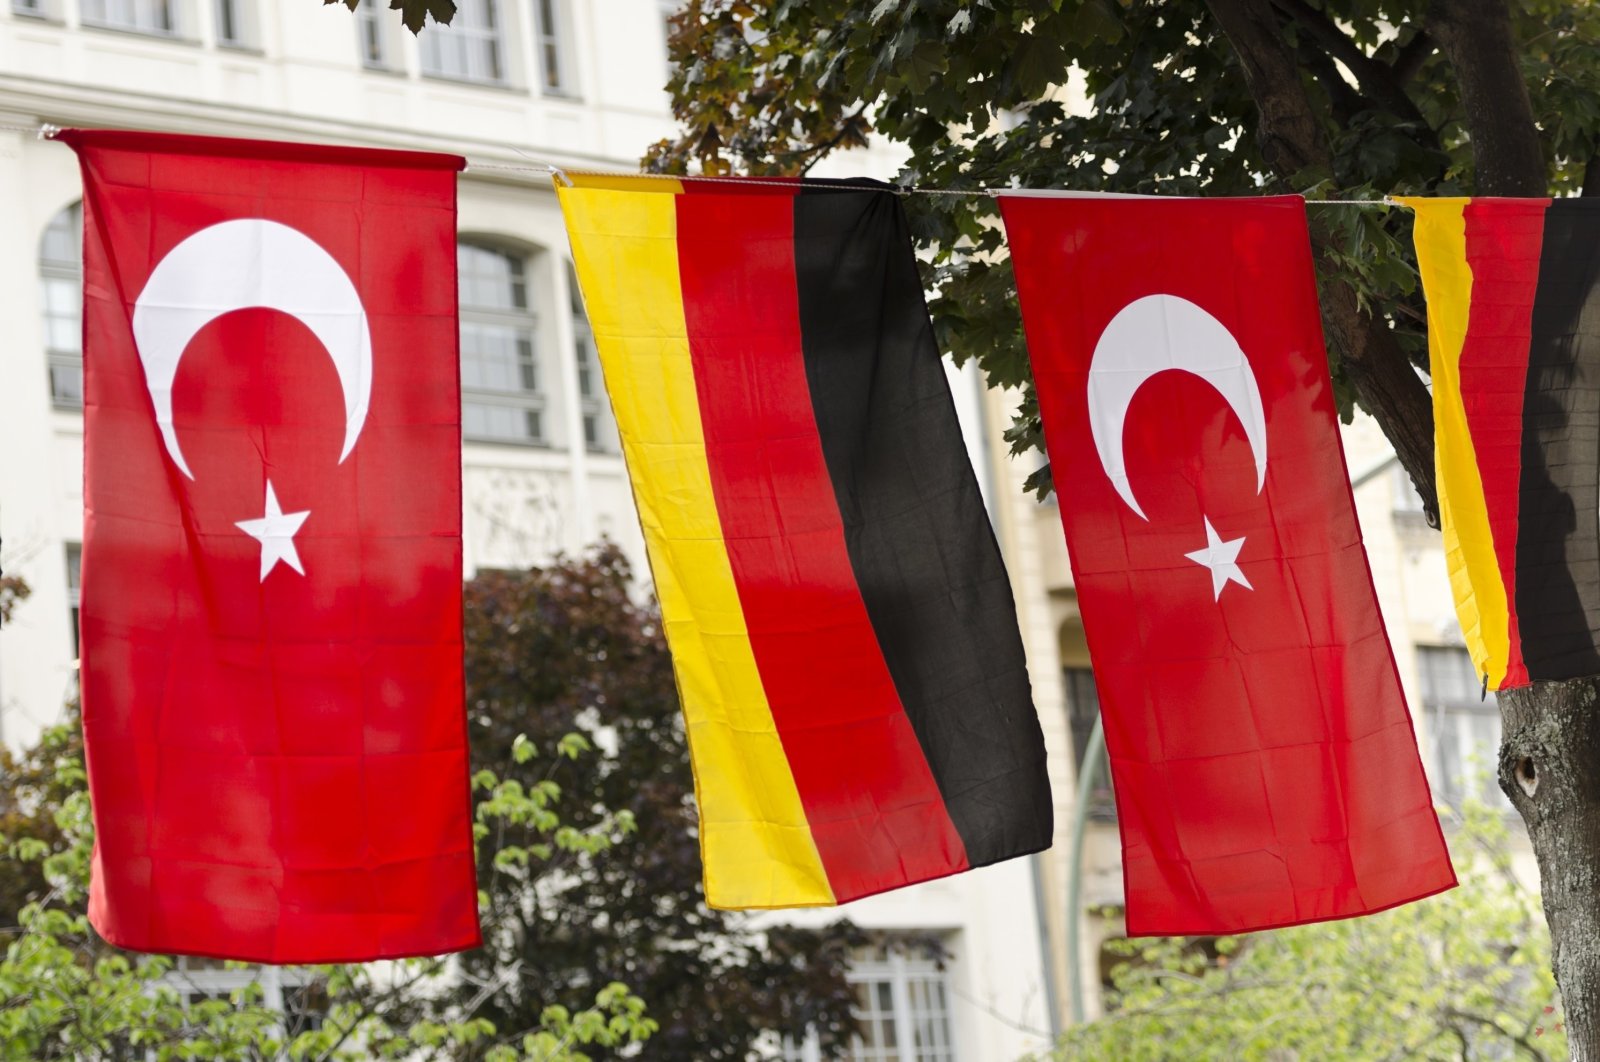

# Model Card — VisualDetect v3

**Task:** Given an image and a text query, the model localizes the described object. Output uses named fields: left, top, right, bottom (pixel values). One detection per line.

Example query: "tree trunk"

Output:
left=1205, top=0, right=1440, bottom=520
left=1316, top=267, right=1439, bottom=524
left=1500, top=678, right=1600, bottom=1060
left=1208, top=3, right=1600, bottom=1051
left=1427, top=0, right=1546, bottom=196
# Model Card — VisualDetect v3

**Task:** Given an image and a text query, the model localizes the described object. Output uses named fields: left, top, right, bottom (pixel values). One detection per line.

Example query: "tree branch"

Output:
left=1204, top=0, right=1332, bottom=179
left=1440, top=1005, right=1549, bottom=1061
left=1269, top=0, right=1439, bottom=148
left=1426, top=0, right=1546, bottom=195
left=1390, top=28, right=1435, bottom=85
left=1205, top=0, right=1440, bottom=521
left=1293, top=33, right=1362, bottom=127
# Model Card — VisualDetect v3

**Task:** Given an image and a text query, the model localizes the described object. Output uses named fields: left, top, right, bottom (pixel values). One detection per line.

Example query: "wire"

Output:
left=0, top=121, right=1402, bottom=205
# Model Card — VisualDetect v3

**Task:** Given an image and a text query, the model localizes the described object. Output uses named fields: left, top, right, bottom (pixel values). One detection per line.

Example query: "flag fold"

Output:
left=1001, top=193, right=1455, bottom=935
left=1402, top=196, right=1600, bottom=691
left=559, top=174, right=1053, bottom=909
left=66, top=129, right=480, bottom=963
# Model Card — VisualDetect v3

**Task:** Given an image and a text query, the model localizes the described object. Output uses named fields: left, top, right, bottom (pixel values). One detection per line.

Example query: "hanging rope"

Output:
left=0, top=121, right=1398, bottom=204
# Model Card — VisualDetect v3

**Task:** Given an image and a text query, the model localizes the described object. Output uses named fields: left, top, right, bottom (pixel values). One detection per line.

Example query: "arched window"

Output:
left=568, top=263, right=612, bottom=452
left=459, top=241, right=545, bottom=445
left=39, top=203, right=83, bottom=409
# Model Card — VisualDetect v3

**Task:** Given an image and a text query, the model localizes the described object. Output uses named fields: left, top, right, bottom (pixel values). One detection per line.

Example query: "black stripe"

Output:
left=1516, top=200, right=1600, bottom=679
left=791, top=189, right=1053, bottom=866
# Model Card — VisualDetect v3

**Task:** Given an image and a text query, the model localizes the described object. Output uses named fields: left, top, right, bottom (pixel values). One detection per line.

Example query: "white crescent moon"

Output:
left=1087, top=294, right=1267, bottom=520
left=132, top=219, right=372, bottom=480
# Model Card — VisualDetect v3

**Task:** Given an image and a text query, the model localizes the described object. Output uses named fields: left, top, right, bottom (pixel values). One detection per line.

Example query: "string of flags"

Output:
left=50, top=125, right=1591, bottom=964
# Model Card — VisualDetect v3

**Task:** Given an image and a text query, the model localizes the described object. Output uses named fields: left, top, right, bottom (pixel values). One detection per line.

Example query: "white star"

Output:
left=1184, top=516, right=1253, bottom=601
left=235, top=480, right=311, bottom=582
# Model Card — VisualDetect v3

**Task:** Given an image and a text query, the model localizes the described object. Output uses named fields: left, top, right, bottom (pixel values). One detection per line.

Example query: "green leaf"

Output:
left=512, top=733, right=537, bottom=764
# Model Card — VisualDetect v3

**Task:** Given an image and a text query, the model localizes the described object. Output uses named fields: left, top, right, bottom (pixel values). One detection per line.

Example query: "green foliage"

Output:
left=653, top=0, right=1600, bottom=497
left=459, top=544, right=864, bottom=1061
left=1039, top=799, right=1564, bottom=1060
left=0, top=707, right=655, bottom=1060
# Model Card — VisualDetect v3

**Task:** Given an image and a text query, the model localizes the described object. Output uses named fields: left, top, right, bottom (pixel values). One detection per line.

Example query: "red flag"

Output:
left=1000, top=193, right=1456, bottom=935
left=64, top=130, right=480, bottom=963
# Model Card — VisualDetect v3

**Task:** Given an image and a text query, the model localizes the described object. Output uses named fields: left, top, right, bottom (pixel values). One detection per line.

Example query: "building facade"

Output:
left=0, top=3, right=1059, bottom=1058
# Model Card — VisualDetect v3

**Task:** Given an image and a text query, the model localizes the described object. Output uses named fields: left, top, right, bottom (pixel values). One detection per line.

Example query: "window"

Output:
left=532, top=0, right=574, bottom=95
left=459, top=242, right=546, bottom=445
left=783, top=941, right=955, bottom=1062
left=355, top=0, right=392, bottom=68
left=569, top=265, right=611, bottom=452
left=65, top=543, right=81, bottom=660
left=163, top=958, right=325, bottom=1035
left=1392, top=462, right=1427, bottom=516
left=39, top=204, right=83, bottom=409
left=81, top=0, right=177, bottom=35
left=213, top=0, right=247, bottom=46
left=12, top=0, right=50, bottom=18
left=1418, top=645, right=1509, bottom=810
left=420, top=0, right=505, bottom=83
left=1065, top=666, right=1116, bottom=821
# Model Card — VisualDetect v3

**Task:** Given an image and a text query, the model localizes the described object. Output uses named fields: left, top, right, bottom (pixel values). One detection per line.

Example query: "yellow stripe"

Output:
left=1397, top=197, right=1509, bottom=687
left=557, top=177, right=835, bottom=908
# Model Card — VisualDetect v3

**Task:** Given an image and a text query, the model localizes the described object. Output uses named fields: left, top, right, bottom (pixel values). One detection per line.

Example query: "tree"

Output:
left=1044, top=800, right=1564, bottom=1060
left=459, top=545, right=863, bottom=1061
left=0, top=547, right=863, bottom=1058
left=642, top=0, right=1600, bottom=1051
left=0, top=711, right=655, bottom=1060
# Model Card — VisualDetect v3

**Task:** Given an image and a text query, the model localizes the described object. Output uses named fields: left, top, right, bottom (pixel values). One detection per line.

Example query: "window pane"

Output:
left=459, top=241, right=545, bottom=445
left=82, top=0, right=175, bottom=33
left=534, top=0, right=572, bottom=93
left=420, top=0, right=505, bottom=82
left=40, top=205, right=84, bottom=409
left=40, top=208, right=79, bottom=267
left=214, top=0, right=240, bottom=42
left=50, top=364, right=83, bottom=405
left=1064, top=665, right=1115, bottom=820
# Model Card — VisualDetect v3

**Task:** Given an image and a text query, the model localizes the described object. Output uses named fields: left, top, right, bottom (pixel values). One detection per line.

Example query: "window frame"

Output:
left=212, top=0, right=251, bottom=48
left=783, top=941, right=957, bottom=1062
left=567, top=263, right=612, bottom=453
left=458, top=240, right=549, bottom=448
left=531, top=0, right=576, bottom=97
left=11, top=0, right=57, bottom=20
left=1064, top=665, right=1116, bottom=822
left=39, top=203, right=84, bottom=411
left=1416, top=644, right=1509, bottom=811
left=79, top=0, right=182, bottom=38
left=65, top=543, right=81, bottom=661
left=354, top=0, right=397, bottom=70
left=419, top=0, right=509, bottom=85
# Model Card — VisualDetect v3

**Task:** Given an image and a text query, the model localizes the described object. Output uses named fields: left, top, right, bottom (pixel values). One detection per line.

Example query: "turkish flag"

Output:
left=1000, top=194, right=1456, bottom=934
left=63, top=130, right=480, bottom=963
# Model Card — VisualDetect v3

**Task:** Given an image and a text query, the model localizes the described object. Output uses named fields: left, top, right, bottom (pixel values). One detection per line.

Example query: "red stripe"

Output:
left=674, top=191, right=969, bottom=901
left=679, top=175, right=801, bottom=195
left=1462, top=200, right=1548, bottom=690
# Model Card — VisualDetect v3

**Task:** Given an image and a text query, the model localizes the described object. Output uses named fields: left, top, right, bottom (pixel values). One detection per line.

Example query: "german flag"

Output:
left=1404, top=197, right=1600, bottom=691
left=558, top=174, right=1052, bottom=908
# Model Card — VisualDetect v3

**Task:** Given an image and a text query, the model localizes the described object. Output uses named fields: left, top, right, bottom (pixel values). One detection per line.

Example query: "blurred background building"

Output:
left=0, top=2, right=1522, bottom=1057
